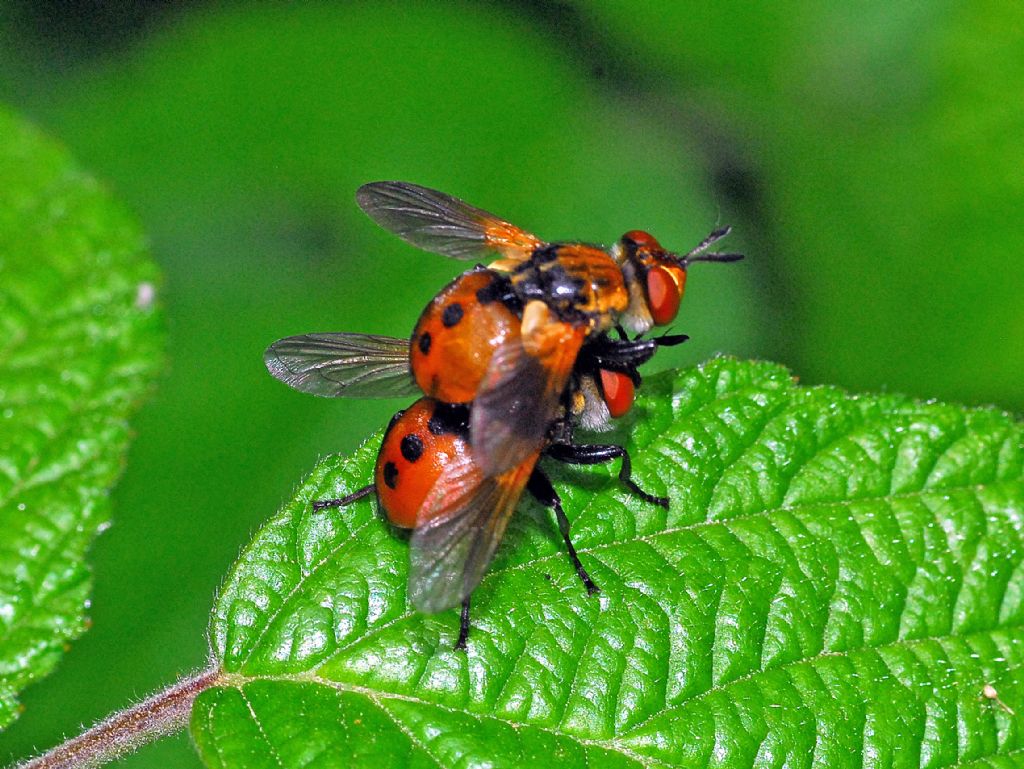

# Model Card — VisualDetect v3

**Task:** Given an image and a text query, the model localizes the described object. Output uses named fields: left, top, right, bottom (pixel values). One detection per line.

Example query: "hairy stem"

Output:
left=14, top=668, right=222, bottom=769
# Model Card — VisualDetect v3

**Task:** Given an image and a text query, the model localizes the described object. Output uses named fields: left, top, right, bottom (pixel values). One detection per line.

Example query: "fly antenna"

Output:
left=687, top=225, right=732, bottom=257
left=677, top=225, right=744, bottom=266
left=685, top=251, right=745, bottom=265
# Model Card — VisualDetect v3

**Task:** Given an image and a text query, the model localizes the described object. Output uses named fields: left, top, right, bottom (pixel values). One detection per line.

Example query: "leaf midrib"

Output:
left=229, top=479, right=1021, bottom=749
left=217, top=671, right=672, bottom=769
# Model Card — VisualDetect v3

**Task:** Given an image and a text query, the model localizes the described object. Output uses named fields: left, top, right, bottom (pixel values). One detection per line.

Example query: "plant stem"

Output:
left=14, top=668, right=222, bottom=769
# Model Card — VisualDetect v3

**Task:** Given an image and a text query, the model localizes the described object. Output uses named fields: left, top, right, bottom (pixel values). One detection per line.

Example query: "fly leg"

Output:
left=581, top=336, right=657, bottom=376
left=312, top=483, right=375, bottom=511
left=546, top=443, right=669, bottom=509
left=454, top=596, right=471, bottom=651
left=654, top=332, right=689, bottom=348
left=579, top=333, right=689, bottom=381
left=527, top=467, right=599, bottom=595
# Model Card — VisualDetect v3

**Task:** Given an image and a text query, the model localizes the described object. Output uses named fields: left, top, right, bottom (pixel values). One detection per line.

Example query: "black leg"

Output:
left=454, top=596, right=471, bottom=651
left=527, top=468, right=599, bottom=595
left=655, top=333, right=689, bottom=348
left=583, top=336, right=658, bottom=370
left=580, top=333, right=688, bottom=374
left=546, top=443, right=670, bottom=509
left=312, top=483, right=374, bottom=512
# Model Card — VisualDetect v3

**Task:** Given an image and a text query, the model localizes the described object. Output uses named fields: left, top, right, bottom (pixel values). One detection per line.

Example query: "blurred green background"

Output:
left=0, top=2, right=1020, bottom=766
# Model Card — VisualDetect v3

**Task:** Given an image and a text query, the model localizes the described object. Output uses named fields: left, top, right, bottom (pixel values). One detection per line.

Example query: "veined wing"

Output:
left=408, top=450, right=540, bottom=614
left=264, top=332, right=417, bottom=398
left=471, top=301, right=587, bottom=476
left=356, top=181, right=543, bottom=264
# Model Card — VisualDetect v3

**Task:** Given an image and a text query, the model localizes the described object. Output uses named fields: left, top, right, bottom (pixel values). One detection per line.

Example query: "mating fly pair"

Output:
left=265, top=182, right=742, bottom=648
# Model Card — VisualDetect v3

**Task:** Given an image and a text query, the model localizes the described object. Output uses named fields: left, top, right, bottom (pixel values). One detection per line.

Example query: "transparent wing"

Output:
left=408, top=451, right=540, bottom=614
left=264, top=332, right=418, bottom=398
left=471, top=309, right=587, bottom=476
left=356, top=181, right=542, bottom=263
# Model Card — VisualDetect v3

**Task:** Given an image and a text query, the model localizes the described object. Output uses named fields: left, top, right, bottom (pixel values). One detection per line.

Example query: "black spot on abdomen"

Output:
left=418, top=332, right=432, bottom=354
left=400, top=434, right=424, bottom=463
left=383, top=461, right=399, bottom=489
left=442, top=302, right=464, bottom=327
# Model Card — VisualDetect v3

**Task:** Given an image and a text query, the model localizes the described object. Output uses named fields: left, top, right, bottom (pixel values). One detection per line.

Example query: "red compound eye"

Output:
left=646, top=264, right=686, bottom=326
left=600, top=369, right=635, bottom=419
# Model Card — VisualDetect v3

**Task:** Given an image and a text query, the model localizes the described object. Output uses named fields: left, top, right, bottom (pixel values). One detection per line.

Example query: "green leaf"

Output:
left=196, top=358, right=1024, bottom=768
left=0, top=107, right=163, bottom=729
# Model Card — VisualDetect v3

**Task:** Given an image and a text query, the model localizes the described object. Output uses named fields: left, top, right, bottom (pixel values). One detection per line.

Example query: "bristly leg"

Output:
left=546, top=442, right=669, bottom=508
left=455, top=596, right=471, bottom=651
left=654, top=332, right=689, bottom=348
left=527, top=467, right=599, bottom=595
left=312, top=483, right=374, bottom=512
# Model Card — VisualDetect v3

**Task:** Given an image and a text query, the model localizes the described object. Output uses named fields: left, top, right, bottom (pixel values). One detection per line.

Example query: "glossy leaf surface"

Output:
left=197, top=358, right=1024, bottom=768
left=0, top=108, right=162, bottom=729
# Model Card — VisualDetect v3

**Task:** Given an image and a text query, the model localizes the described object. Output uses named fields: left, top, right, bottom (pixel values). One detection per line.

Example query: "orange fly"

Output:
left=265, top=182, right=743, bottom=648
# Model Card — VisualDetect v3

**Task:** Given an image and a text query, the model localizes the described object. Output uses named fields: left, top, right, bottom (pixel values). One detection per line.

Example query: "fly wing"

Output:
left=408, top=451, right=540, bottom=614
left=356, top=181, right=542, bottom=264
left=471, top=302, right=587, bottom=476
left=264, top=332, right=418, bottom=398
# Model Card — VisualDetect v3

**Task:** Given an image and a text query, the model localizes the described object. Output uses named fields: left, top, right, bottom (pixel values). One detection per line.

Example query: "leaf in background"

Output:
left=195, top=358, right=1024, bottom=768
left=0, top=107, right=163, bottom=729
